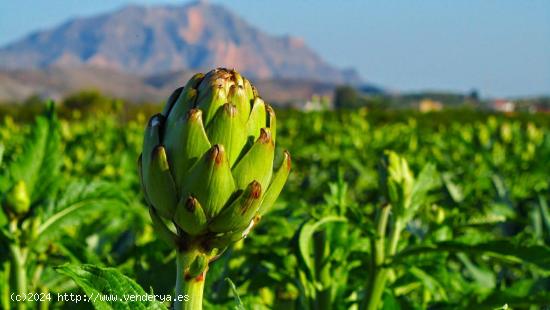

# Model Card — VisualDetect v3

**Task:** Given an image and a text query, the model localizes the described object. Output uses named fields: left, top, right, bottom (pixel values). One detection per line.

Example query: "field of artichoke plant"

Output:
left=1, top=70, right=550, bottom=310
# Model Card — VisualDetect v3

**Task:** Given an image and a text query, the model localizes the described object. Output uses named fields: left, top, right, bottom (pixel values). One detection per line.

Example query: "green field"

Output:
left=1, top=102, right=549, bottom=309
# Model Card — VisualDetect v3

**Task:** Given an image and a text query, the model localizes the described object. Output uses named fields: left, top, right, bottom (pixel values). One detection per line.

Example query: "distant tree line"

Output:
left=333, top=85, right=481, bottom=109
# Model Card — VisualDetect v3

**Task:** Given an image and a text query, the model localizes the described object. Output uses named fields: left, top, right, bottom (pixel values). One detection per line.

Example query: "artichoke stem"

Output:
left=313, top=230, right=331, bottom=310
left=365, top=206, right=403, bottom=310
left=9, top=243, right=27, bottom=310
left=175, top=252, right=206, bottom=310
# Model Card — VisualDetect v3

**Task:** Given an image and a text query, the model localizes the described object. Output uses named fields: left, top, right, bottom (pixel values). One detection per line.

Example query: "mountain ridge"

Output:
left=0, top=1, right=360, bottom=84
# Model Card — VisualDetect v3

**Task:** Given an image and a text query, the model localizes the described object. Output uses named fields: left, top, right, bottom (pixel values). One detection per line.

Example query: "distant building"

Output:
left=491, top=99, right=515, bottom=112
left=304, top=94, right=330, bottom=111
left=419, top=99, right=443, bottom=112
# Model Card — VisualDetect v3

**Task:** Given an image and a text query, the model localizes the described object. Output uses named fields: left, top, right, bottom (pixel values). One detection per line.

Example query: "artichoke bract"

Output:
left=139, top=68, right=290, bottom=265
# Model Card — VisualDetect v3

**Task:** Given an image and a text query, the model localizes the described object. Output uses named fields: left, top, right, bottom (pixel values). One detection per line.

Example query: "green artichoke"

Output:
left=3, top=180, right=31, bottom=217
left=139, top=68, right=290, bottom=253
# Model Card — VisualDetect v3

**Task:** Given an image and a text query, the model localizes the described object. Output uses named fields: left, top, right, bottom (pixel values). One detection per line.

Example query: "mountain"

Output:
left=0, top=1, right=360, bottom=84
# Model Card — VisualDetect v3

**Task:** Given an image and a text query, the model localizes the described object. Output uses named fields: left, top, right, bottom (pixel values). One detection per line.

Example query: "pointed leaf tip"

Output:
left=174, top=196, right=207, bottom=236
left=242, top=181, right=262, bottom=215
left=162, top=86, right=184, bottom=116
left=208, top=180, right=263, bottom=233
left=283, top=150, right=291, bottom=171
left=250, top=181, right=262, bottom=199
left=187, top=108, right=202, bottom=121
left=149, top=113, right=164, bottom=129
left=186, top=196, right=198, bottom=212
left=210, top=144, right=226, bottom=165
left=153, top=145, right=170, bottom=171
left=258, top=128, right=272, bottom=144
left=223, top=103, right=238, bottom=116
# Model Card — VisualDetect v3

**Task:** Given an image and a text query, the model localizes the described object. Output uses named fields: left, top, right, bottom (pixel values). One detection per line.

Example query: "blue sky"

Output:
left=0, top=0, right=549, bottom=98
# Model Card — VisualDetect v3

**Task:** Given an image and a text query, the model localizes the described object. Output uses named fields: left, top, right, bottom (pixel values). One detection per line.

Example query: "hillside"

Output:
left=0, top=66, right=338, bottom=106
left=0, top=1, right=360, bottom=84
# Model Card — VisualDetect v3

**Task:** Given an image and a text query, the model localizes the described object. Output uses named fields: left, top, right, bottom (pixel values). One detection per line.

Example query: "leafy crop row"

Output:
left=0, top=104, right=549, bottom=309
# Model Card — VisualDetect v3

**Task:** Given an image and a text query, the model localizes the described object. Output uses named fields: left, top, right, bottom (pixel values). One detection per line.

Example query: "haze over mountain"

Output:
left=0, top=1, right=360, bottom=84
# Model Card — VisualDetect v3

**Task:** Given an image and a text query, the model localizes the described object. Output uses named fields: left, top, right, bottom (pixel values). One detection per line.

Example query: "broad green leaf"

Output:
left=394, top=240, right=550, bottom=270
left=32, top=181, right=127, bottom=251
left=409, top=163, right=439, bottom=211
left=442, top=172, right=464, bottom=203
left=381, top=289, right=401, bottom=310
left=408, top=266, right=449, bottom=299
left=9, top=107, right=61, bottom=205
left=298, top=216, right=346, bottom=280
left=56, top=264, right=167, bottom=310
left=467, top=280, right=550, bottom=309
left=456, top=253, right=495, bottom=289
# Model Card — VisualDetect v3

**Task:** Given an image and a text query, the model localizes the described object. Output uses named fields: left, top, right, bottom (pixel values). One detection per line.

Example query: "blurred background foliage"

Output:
left=0, top=95, right=549, bottom=309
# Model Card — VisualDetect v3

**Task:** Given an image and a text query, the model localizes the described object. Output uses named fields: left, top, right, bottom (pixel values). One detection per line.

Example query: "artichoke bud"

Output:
left=4, top=180, right=31, bottom=216
left=174, top=196, right=207, bottom=236
left=209, top=181, right=262, bottom=233
left=140, top=68, right=291, bottom=250
left=382, top=151, right=414, bottom=216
